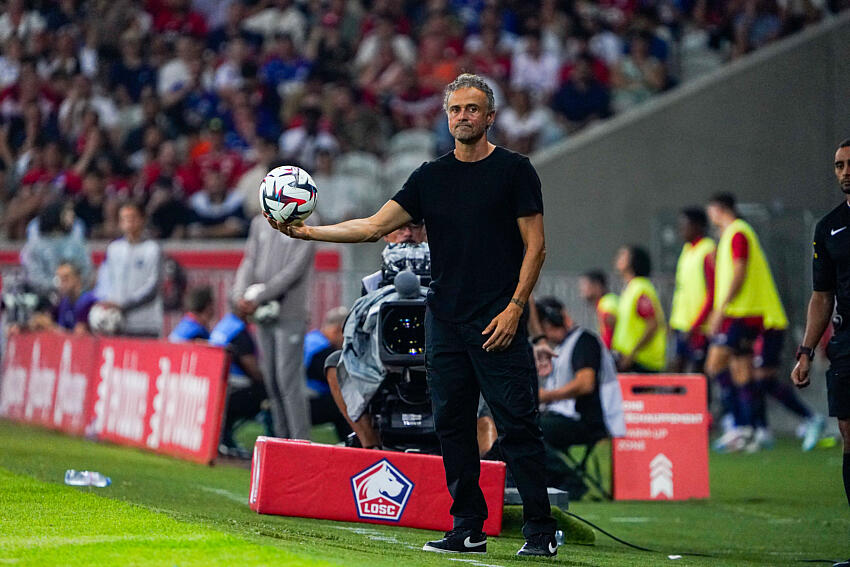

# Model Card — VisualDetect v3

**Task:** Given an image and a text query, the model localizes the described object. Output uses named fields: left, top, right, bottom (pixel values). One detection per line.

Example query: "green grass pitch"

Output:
left=0, top=419, right=847, bottom=566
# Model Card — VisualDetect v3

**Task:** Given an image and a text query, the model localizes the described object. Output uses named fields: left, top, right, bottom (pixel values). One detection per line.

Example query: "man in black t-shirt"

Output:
left=792, top=139, right=850, bottom=567
left=265, top=73, right=556, bottom=557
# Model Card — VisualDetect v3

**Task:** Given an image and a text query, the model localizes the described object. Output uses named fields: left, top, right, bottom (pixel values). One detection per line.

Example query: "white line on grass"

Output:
left=199, top=486, right=249, bottom=505
left=0, top=534, right=209, bottom=547
left=447, top=558, right=505, bottom=567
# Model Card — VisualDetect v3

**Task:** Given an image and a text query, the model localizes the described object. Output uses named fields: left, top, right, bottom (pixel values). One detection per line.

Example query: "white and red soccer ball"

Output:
left=259, top=165, right=318, bottom=224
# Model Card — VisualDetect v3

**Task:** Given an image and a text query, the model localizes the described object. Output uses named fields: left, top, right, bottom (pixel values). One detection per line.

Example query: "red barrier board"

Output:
left=0, top=333, right=229, bottom=464
left=249, top=437, right=506, bottom=535
left=613, top=374, right=710, bottom=501
left=1, top=333, right=98, bottom=435
left=89, top=338, right=229, bottom=463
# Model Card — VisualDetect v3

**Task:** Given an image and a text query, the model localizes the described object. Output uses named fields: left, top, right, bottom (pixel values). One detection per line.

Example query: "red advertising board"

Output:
left=0, top=333, right=229, bottom=464
left=613, top=374, right=710, bottom=501
left=1, top=333, right=98, bottom=435
left=89, top=338, right=229, bottom=463
left=250, top=437, right=506, bottom=535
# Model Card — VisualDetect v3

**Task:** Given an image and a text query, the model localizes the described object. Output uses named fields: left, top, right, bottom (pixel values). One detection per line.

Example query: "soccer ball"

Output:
left=88, top=303, right=124, bottom=335
left=259, top=165, right=318, bottom=223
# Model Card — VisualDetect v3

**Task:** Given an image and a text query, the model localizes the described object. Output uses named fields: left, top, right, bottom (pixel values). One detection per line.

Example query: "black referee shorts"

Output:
left=826, top=330, right=850, bottom=420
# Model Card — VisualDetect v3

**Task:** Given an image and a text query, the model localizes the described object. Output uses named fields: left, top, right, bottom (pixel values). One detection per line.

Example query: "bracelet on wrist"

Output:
left=531, top=334, right=547, bottom=345
left=510, top=297, right=526, bottom=309
left=795, top=345, right=814, bottom=361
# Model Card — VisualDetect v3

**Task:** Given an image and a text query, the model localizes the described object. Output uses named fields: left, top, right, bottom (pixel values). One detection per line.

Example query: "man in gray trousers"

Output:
left=232, top=213, right=315, bottom=439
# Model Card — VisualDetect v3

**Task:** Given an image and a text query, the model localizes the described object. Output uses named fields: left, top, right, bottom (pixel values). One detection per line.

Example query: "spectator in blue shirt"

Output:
left=304, top=306, right=351, bottom=441
left=168, top=285, right=215, bottom=343
left=209, top=306, right=267, bottom=458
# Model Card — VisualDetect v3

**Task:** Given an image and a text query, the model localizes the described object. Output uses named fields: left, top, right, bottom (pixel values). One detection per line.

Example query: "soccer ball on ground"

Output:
left=259, top=165, right=318, bottom=223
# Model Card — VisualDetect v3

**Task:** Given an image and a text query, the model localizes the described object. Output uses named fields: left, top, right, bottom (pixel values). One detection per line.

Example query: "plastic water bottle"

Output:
left=64, top=470, right=111, bottom=487
left=555, top=530, right=564, bottom=546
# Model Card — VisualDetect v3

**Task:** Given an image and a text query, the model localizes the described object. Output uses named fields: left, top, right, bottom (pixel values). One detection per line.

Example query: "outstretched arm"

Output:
left=266, top=200, right=413, bottom=243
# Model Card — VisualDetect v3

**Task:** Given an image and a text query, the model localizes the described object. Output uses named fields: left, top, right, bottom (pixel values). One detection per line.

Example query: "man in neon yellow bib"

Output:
left=611, top=246, right=666, bottom=372
left=579, top=270, right=618, bottom=350
left=669, top=208, right=715, bottom=374
left=705, top=193, right=786, bottom=452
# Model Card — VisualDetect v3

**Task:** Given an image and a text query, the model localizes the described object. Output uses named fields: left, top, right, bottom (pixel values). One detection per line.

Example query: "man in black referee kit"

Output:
left=266, top=73, right=558, bottom=557
left=791, top=139, right=850, bottom=567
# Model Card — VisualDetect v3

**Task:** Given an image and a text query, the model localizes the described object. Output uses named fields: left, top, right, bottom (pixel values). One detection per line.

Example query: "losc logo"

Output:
left=350, top=458, right=414, bottom=522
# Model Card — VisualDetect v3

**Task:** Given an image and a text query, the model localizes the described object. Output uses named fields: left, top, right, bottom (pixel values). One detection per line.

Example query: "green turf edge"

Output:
left=0, top=466, right=336, bottom=567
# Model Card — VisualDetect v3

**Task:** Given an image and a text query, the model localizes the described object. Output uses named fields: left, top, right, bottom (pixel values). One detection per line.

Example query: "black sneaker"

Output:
left=422, top=528, right=487, bottom=553
left=833, top=560, right=850, bottom=567
left=517, top=533, right=558, bottom=557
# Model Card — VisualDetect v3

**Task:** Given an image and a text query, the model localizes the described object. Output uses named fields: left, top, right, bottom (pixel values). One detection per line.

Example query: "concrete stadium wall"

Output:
left=533, top=12, right=850, bottom=274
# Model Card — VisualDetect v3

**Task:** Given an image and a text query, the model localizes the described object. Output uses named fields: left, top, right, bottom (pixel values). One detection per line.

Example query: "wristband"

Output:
left=795, top=345, right=814, bottom=361
left=510, top=297, right=526, bottom=309
left=532, top=334, right=546, bottom=345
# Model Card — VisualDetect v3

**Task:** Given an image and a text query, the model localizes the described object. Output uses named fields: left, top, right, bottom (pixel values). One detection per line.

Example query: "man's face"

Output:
left=705, top=203, right=723, bottom=228
left=835, top=146, right=850, bottom=194
left=324, top=323, right=344, bottom=349
left=678, top=215, right=697, bottom=242
left=119, top=206, right=144, bottom=238
left=578, top=276, right=600, bottom=303
left=55, top=264, right=80, bottom=297
left=446, top=87, right=494, bottom=145
left=385, top=223, right=426, bottom=244
left=614, top=247, right=631, bottom=275
left=541, top=316, right=568, bottom=344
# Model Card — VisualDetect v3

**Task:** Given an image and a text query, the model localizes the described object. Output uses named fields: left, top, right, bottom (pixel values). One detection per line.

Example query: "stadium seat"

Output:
left=382, top=152, right=433, bottom=197
left=335, top=152, right=383, bottom=184
left=387, top=129, right=437, bottom=158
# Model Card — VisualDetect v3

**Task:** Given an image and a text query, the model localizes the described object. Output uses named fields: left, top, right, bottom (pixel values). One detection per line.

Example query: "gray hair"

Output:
left=322, top=306, right=349, bottom=328
left=442, top=73, right=496, bottom=113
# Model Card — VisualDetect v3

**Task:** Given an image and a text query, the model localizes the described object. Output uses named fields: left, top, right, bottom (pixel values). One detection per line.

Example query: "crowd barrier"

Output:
left=613, top=374, right=710, bottom=500
left=249, top=437, right=507, bottom=535
left=0, top=332, right=229, bottom=464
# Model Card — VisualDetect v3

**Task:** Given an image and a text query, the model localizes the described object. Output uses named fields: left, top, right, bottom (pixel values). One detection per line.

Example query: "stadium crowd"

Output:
left=0, top=0, right=842, bottom=241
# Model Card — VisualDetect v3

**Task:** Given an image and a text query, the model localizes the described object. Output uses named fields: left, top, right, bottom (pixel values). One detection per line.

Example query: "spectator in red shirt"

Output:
left=148, top=0, right=208, bottom=39
left=191, top=118, right=245, bottom=188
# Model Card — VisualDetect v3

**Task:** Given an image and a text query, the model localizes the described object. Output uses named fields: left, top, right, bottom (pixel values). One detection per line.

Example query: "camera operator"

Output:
left=534, top=297, right=625, bottom=498
left=361, top=221, right=427, bottom=295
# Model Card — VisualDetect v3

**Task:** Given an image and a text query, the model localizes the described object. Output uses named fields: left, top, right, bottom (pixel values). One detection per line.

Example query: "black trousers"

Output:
left=425, top=306, right=556, bottom=539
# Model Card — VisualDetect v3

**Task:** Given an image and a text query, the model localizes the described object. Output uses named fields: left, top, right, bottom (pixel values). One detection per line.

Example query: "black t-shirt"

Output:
left=306, top=344, right=336, bottom=385
left=229, top=328, right=256, bottom=376
left=812, top=201, right=850, bottom=318
left=568, top=328, right=606, bottom=434
left=392, top=146, right=544, bottom=322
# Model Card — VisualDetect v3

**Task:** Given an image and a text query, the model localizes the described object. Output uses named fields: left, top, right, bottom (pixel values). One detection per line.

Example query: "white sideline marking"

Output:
left=330, top=527, right=505, bottom=565
left=610, top=517, right=653, bottom=523
left=199, top=486, right=248, bottom=505
left=0, top=534, right=208, bottom=547
left=447, top=559, right=505, bottom=567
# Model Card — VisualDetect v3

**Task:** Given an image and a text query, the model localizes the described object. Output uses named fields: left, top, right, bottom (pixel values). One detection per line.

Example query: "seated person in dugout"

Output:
left=209, top=304, right=268, bottom=459
left=534, top=296, right=625, bottom=497
left=24, top=261, right=97, bottom=335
